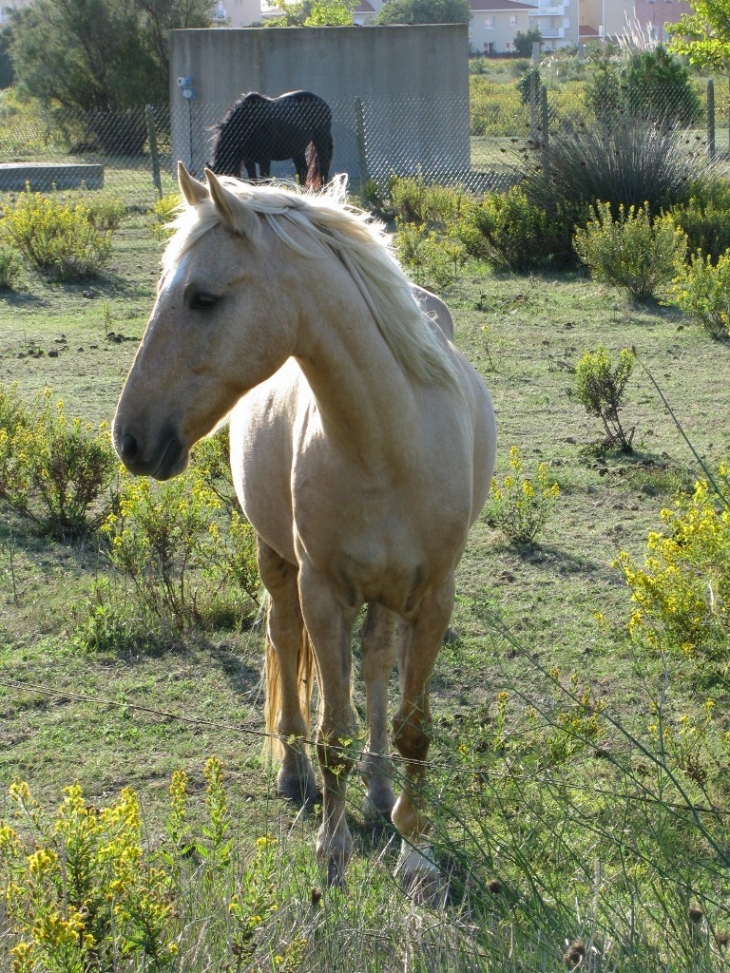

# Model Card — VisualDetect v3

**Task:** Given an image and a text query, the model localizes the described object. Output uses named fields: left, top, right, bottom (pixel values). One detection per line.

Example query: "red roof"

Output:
left=468, top=0, right=536, bottom=10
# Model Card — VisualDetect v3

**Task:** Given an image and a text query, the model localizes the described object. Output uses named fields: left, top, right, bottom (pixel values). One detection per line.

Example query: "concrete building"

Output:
left=170, top=25, right=471, bottom=185
left=468, top=0, right=537, bottom=55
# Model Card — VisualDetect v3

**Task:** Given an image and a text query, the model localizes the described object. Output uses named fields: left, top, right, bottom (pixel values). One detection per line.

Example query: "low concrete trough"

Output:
left=0, top=163, right=104, bottom=192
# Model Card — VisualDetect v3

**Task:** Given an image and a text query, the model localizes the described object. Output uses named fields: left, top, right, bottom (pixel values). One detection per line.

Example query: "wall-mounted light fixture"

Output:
left=176, top=76, right=196, bottom=100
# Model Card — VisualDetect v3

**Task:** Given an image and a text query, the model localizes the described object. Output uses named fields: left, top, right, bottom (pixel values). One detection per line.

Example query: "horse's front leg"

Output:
left=298, top=563, right=360, bottom=887
left=360, top=603, right=398, bottom=829
left=243, top=158, right=258, bottom=181
left=258, top=540, right=318, bottom=806
left=259, top=159, right=271, bottom=180
left=392, top=579, right=455, bottom=896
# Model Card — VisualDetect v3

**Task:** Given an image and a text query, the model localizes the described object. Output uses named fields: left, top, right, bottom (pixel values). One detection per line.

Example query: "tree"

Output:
left=667, top=0, right=730, bottom=72
left=374, top=0, right=470, bottom=26
left=513, top=27, right=541, bottom=58
left=584, top=44, right=701, bottom=129
left=9, top=0, right=214, bottom=144
left=265, top=0, right=358, bottom=25
left=0, top=23, right=15, bottom=89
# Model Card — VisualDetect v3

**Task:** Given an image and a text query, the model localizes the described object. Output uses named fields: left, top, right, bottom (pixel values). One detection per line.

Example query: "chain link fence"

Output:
left=0, top=76, right=723, bottom=207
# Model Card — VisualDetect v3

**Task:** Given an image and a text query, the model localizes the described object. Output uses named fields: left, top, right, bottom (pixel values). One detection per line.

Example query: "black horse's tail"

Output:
left=305, top=142, right=321, bottom=191
left=305, top=132, right=334, bottom=190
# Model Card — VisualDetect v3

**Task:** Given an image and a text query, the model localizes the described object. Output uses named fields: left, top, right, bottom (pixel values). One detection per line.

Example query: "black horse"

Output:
left=209, top=90, right=333, bottom=189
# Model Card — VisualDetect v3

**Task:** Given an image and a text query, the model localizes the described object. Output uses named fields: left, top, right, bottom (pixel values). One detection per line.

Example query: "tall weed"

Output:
left=487, top=444, right=560, bottom=544
left=524, top=121, right=706, bottom=223
left=574, top=345, right=636, bottom=452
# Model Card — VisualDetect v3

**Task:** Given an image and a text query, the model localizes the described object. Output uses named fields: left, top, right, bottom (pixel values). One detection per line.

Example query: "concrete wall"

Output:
left=169, top=26, right=470, bottom=186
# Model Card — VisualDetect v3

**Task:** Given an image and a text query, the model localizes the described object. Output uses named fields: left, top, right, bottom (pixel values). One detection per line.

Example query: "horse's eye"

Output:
left=190, top=292, right=218, bottom=310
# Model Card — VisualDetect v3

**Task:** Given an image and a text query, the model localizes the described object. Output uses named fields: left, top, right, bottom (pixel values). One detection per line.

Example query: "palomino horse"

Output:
left=113, top=164, right=496, bottom=890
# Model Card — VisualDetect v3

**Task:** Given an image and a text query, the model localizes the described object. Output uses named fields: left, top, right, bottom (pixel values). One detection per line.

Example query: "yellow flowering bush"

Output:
left=1, top=190, right=115, bottom=280
left=616, top=463, right=730, bottom=661
left=0, top=782, right=176, bottom=972
left=573, top=201, right=687, bottom=302
left=673, top=250, right=730, bottom=340
left=489, top=445, right=560, bottom=544
left=0, top=385, right=117, bottom=537
left=1, top=767, right=299, bottom=971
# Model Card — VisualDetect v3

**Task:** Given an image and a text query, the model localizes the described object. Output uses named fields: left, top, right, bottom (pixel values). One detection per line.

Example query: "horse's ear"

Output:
left=204, top=168, right=261, bottom=241
left=178, top=162, right=209, bottom=207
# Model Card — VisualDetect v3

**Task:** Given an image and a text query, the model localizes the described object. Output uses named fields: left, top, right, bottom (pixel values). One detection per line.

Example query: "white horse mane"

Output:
left=164, top=174, right=458, bottom=388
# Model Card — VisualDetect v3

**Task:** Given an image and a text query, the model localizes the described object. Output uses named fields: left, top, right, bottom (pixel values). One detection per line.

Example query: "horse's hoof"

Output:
left=402, top=870, right=445, bottom=909
left=395, top=841, right=444, bottom=908
left=277, top=771, right=320, bottom=809
left=326, top=856, right=348, bottom=891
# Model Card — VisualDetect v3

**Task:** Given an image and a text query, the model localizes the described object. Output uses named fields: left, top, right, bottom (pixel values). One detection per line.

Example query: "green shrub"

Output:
left=460, top=186, right=573, bottom=271
left=670, top=189, right=730, bottom=266
left=389, top=175, right=468, bottom=227
left=0, top=245, right=22, bottom=289
left=584, top=46, right=701, bottom=130
left=0, top=386, right=117, bottom=537
left=396, top=220, right=467, bottom=291
left=573, top=201, right=686, bottom=301
left=513, top=27, right=542, bottom=59
left=85, top=194, right=126, bottom=232
left=1, top=780, right=177, bottom=972
left=616, top=461, right=730, bottom=662
left=487, top=444, right=560, bottom=544
left=0, top=769, right=307, bottom=973
left=103, top=466, right=258, bottom=632
left=673, top=251, right=730, bottom=340
left=574, top=345, right=636, bottom=453
left=1, top=190, right=115, bottom=280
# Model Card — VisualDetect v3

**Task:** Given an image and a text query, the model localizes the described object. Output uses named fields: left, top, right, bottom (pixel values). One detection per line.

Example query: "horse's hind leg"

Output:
left=258, top=539, right=318, bottom=806
left=391, top=580, right=455, bottom=895
left=293, top=152, right=308, bottom=187
left=314, top=132, right=333, bottom=183
left=360, top=603, right=397, bottom=829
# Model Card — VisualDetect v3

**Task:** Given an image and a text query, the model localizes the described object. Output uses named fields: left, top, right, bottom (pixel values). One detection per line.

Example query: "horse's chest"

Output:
left=294, top=474, right=461, bottom=608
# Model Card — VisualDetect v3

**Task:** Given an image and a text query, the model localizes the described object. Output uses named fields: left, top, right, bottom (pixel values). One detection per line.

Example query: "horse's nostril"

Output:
left=119, top=432, right=138, bottom=463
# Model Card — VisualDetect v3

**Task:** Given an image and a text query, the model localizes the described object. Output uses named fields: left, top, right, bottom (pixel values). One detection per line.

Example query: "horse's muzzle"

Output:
left=114, top=425, right=189, bottom=481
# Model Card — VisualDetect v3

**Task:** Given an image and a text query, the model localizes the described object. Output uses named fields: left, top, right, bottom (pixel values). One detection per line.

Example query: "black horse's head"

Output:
left=208, top=92, right=267, bottom=177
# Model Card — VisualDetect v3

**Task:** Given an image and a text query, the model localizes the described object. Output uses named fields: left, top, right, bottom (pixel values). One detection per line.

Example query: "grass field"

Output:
left=1, top=193, right=730, bottom=970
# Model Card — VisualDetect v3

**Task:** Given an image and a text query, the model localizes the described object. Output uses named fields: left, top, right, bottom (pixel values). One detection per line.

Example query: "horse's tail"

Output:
left=263, top=621, right=315, bottom=762
left=305, top=142, right=321, bottom=191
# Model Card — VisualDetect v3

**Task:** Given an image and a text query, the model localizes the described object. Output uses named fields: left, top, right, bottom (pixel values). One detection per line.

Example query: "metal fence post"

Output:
left=541, top=85, right=549, bottom=176
left=707, top=79, right=715, bottom=162
left=145, top=105, right=163, bottom=199
left=354, top=97, right=369, bottom=189
left=530, top=69, right=538, bottom=142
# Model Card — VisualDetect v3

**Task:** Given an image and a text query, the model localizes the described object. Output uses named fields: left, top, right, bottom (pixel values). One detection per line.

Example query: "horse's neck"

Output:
left=293, top=286, right=419, bottom=468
